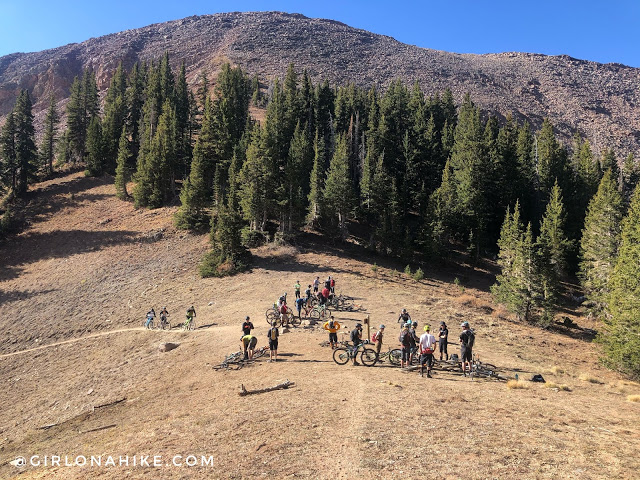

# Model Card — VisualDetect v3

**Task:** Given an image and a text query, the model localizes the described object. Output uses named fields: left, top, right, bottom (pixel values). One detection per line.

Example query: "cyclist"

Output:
left=277, top=293, right=287, bottom=309
left=145, top=308, right=156, bottom=328
left=438, top=321, right=449, bottom=361
left=419, top=325, right=437, bottom=378
left=372, top=324, right=385, bottom=354
left=460, top=321, right=475, bottom=376
left=279, top=302, right=290, bottom=328
left=409, top=321, right=420, bottom=364
left=294, top=281, right=301, bottom=299
left=242, top=316, right=254, bottom=336
left=350, top=323, right=363, bottom=366
left=321, top=285, right=331, bottom=303
left=330, top=276, right=336, bottom=294
left=398, top=308, right=411, bottom=326
left=313, top=276, right=320, bottom=294
left=295, top=296, right=306, bottom=319
left=304, top=284, right=312, bottom=301
left=267, top=321, right=279, bottom=362
left=324, top=276, right=332, bottom=290
left=399, top=323, right=412, bottom=368
left=241, top=334, right=257, bottom=360
left=185, top=306, right=196, bottom=329
left=323, top=316, right=341, bottom=349
left=159, top=307, right=169, bottom=328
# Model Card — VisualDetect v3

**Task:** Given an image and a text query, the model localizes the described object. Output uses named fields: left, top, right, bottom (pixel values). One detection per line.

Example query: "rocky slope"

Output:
left=1, top=11, right=639, bottom=156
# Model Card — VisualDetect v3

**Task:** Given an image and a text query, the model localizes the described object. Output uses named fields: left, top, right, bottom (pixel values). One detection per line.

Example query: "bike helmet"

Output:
left=412, top=321, right=418, bottom=327
left=402, top=308, right=407, bottom=313
left=272, top=321, right=277, bottom=327
left=379, top=324, right=385, bottom=329
left=405, top=321, right=412, bottom=328
left=245, top=316, right=250, bottom=321
left=424, top=325, right=430, bottom=332
left=355, top=323, right=362, bottom=328
left=461, top=321, right=470, bottom=328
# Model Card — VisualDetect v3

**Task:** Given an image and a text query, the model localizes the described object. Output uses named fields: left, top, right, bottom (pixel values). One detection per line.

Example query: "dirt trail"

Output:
left=1, top=171, right=639, bottom=480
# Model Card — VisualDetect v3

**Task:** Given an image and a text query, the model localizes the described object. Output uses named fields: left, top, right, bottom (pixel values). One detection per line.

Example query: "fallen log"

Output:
left=92, top=397, right=126, bottom=411
left=79, top=424, right=117, bottom=434
left=239, top=379, right=295, bottom=396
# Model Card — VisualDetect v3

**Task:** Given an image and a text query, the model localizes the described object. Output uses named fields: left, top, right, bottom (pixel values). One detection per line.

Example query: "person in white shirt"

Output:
left=419, top=325, right=437, bottom=378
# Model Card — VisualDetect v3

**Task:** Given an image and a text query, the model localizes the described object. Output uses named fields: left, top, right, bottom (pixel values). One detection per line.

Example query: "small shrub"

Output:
left=578, top=373, right=604, bottom=384
left=391, top=268, right=399, bottom=277
left=627, top=395, right=640, bottom=402
left=454, top=277, right=465, bottom=292
left=371, top=262, right=378, bottom=273
left=506, top=380, right=529, bottom=389
left=199, top=250, right=249, bottom=278
left=404, top=264, right=412, bottom=276
left=241, top=227, right=266, bottom=248
left=544, top=366, right=566, bottom=375
left=544, top=382, right=572, bottom=391
left=413, top=268, right=424, bottom=281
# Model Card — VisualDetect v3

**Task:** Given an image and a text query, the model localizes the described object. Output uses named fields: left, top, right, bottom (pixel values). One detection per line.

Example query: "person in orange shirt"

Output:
left=323, top=316, right=341, bottom=349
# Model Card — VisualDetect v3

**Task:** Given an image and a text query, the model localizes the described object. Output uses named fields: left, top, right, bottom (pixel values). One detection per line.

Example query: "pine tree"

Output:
left=13, top=90, right=37, bottom=195
left=603, top=185, right=640, bottom=378
left=85, top=116, right=105, bottom=177
left=239, top=125, right=274, bottom=231
left=199, top=203, right=249, bottom=278
left=114, top=127, right=131, bottom=200
left=0, top=111, right=16, bottom=191
left=427, top=159, right=457, bottom=254
left=307, top=129, right=325, bottom=226
left=102, top=62, right=128, bottom=172
left=38, top=95, right=59, bottom=176
left=579, top=170, right=623, bottom=317
left=536, top=181, right=571, bottom=325
left=322, top=134, right=355, bottom=238
left=448, top=93, right=488, bottom=255
left=133, top=100, right=175, bottom=208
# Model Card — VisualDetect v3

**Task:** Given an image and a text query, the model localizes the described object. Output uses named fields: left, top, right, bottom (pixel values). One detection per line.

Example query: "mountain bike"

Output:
left=376, top=348, right=402, bottom=366
left=309, top=303, right=331, bottom=320
left=144, top=315, right=155, bottom=329
left=158, top=313, right=171, bottom=330
left=470, top=355, right=507, bottom=381
left=182, top=315, right=196, bottom=330
left=332, top=342, right=377, bottom=367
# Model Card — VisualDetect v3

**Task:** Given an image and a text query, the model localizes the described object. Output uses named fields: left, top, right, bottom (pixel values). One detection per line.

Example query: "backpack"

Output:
left=399, top=330, right=410, bottom=346
left=330, top=279, right=335, bottom=287
left=270, top=328, right=278, bottom=341
left=371, top=332, right=378, bottom=343
left=280, top=305, right=287, bottom=314
left=466, top=330, right=475, bottom=348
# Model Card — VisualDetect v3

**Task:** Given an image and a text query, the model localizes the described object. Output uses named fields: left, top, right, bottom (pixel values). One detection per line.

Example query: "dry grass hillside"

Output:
left=0, top=171, right=638, bottom=479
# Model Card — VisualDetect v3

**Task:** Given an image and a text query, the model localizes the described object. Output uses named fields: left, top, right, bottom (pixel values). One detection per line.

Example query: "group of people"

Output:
left=276, top=276, right=338, bottom=325
left=319, top=308, right=475, bottom=378
left=236, top=282, right=477, bottom=379
left=240, top=276, right=338, bottom=362
left=144, top=306, right=197, bottom=329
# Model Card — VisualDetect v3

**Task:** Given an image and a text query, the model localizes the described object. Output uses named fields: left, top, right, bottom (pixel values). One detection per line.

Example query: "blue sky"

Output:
left=1, top=1, right=639, bottom=67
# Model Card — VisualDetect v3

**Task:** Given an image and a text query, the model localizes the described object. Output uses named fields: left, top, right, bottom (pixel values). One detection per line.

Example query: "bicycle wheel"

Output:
left=310, top=309, right=320, bottom=319
left=289, top=315, right=301, bottom=327
left=360, top=347, right=378, bottom=367
left=333, top=348, right=351, bottom=365
left=266, top=311, right=278, bottom=325
left=388, top=349, right=402, bottom=366
left=320, top=308, right=331, bottom=319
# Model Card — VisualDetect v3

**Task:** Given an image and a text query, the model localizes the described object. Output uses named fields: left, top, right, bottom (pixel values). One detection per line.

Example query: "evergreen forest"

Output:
left=1, top=56, right=639, bottom=378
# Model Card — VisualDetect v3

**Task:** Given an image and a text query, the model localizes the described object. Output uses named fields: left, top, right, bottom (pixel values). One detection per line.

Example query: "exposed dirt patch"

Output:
left=0, top=172, right=638, bottom=479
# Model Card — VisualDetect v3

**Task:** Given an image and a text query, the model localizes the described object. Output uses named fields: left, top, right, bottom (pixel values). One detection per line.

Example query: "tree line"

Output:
left=0, top=57, right=638, bottom=377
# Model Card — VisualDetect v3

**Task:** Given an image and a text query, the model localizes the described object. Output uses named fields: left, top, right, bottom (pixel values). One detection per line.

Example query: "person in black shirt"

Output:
left=439, top=321, right=449, bottom=361
left=350, top=323, right=363, bottom=366
left=242, top=316, right=254, bottom=336
left=460, top=321, right=474, bottom=376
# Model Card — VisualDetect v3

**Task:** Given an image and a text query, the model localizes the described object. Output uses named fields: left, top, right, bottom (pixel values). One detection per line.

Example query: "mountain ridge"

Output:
left=1, top=11, right=639, bottom=156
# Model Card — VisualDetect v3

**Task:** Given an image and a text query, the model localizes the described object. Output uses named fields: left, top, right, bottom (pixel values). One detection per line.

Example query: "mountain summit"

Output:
left=1, top=11, right=639, bottom=155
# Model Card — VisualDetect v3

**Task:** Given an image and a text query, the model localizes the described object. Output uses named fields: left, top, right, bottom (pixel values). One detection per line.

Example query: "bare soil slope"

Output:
left=0, top=172, right=638, bottom=479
